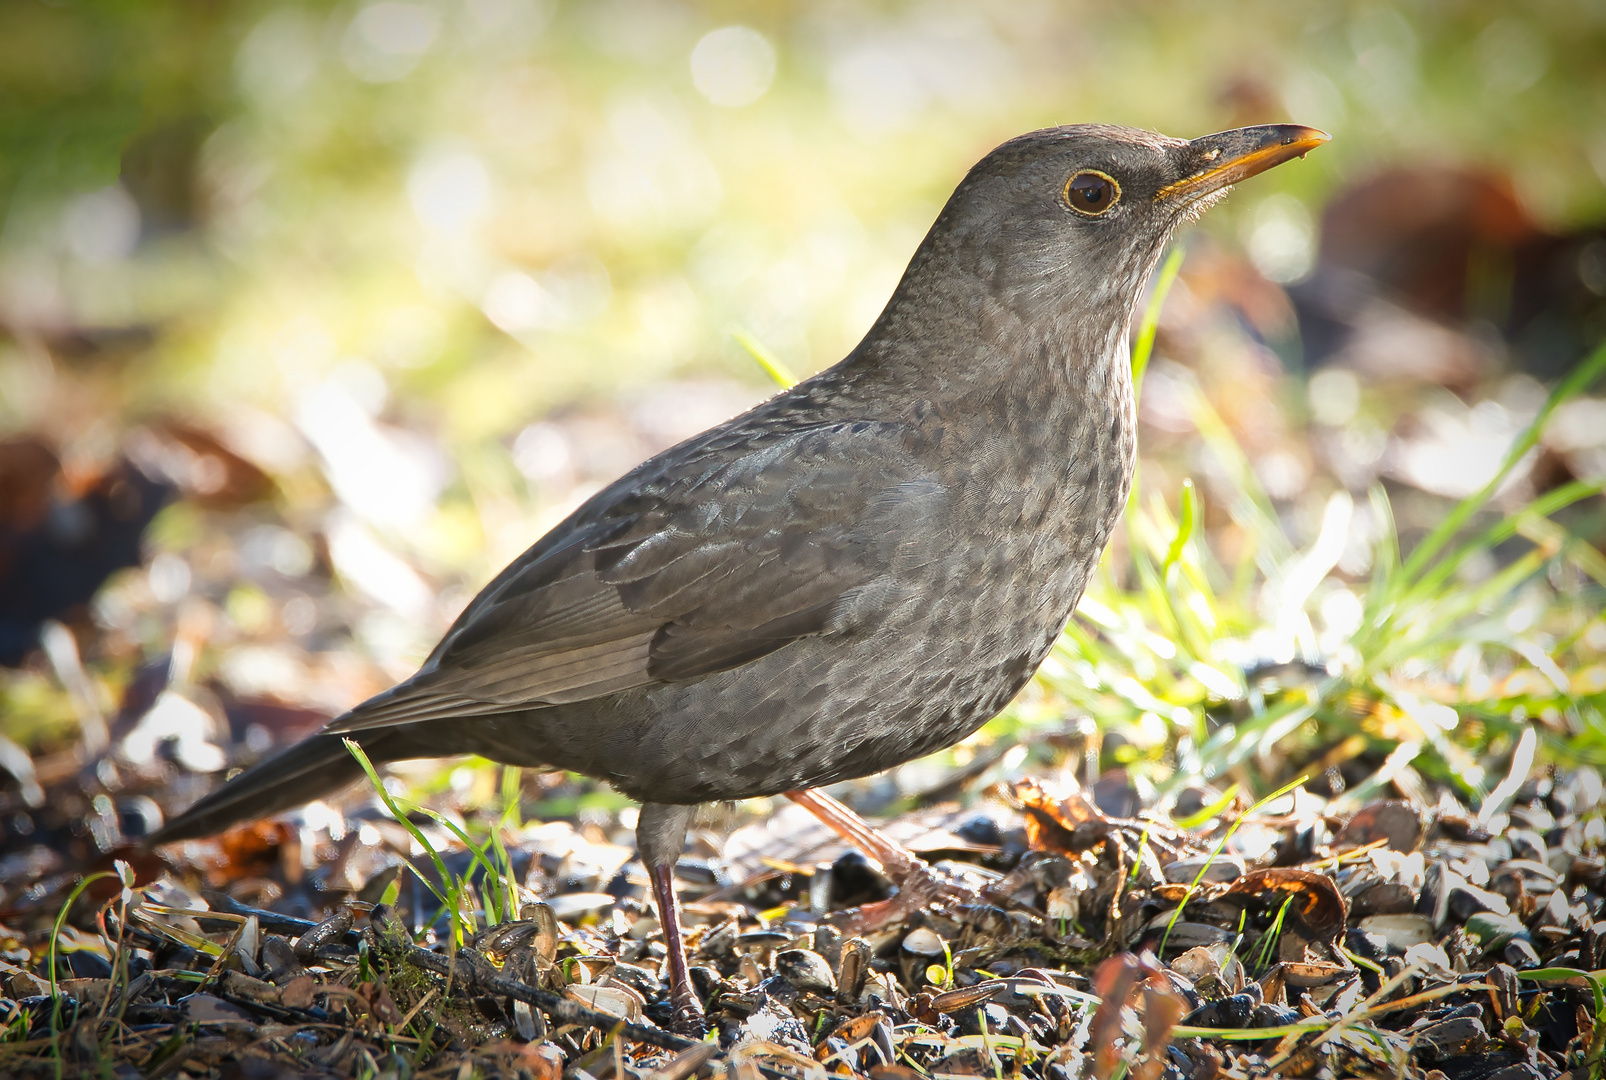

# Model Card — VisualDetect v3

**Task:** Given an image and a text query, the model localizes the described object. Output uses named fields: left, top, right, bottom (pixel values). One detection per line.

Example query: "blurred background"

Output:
left=1, top=0, right=1605, bottom=869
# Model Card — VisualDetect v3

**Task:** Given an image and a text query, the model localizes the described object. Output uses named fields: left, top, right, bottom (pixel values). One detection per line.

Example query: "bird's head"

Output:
left=910, top=123, right=1329, bottom=339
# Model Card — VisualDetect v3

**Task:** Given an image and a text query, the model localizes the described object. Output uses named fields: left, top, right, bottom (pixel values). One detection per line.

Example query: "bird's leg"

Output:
left=784, top=789, right=982, bottom=925
left=637, top=803, right=706, bottom=1036
left=647, top=861, right=705, bottom=1035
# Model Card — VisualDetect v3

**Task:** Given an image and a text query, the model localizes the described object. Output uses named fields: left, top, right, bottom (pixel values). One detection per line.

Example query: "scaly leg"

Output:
left=636, top=803, right=706, bottom=1036
left=647, top=861, right=707, bottom=1036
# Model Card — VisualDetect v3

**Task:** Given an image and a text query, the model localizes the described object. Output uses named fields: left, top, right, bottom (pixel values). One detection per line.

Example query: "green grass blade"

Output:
left=1358, top=485, right=1402, bottom=650
left=1171, top=782, right=1240, bottom=829
left=1398, top=338, right=1606, bottom=587
left=1159, top=775, right=1307, bottom=954
left=407, top=806, right=516, bottom=925
left=1131, top=245, right=1186, bottom=393
left=1164, top=479, right=1198, bottom=570
left=732, top=328, right=798, bottom=389
left=344, top=739, right=461, bottom=940
left=49, top=871, right=116, bottom=1047
left=1399, top=478, right=1606, bottom=608
left=1185, top=384, right=1294, bottom=566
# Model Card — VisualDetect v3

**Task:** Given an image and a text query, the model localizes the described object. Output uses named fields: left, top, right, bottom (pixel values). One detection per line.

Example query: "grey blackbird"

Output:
left=152, top=122, right=1327, bottom=1031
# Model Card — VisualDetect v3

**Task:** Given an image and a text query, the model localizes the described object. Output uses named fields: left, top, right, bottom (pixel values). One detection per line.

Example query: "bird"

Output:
left=151, top=121, right=1327, bottom=1033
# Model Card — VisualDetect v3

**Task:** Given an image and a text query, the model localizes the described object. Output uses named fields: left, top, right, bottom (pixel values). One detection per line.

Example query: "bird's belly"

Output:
left=607, top=532, right=1093, bottom=804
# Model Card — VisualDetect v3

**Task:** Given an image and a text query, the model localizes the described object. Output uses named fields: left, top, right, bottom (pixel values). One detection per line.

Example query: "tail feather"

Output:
left=149, top=731, right=398, bottom=844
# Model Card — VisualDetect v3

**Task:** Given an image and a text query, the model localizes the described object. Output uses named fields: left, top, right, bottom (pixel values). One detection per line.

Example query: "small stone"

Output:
left=1507, top=829, right=1548, bottom=864
left=1343, top=929, right=1389, bottom=964
left=1483, top=1066, right=1542, bottom=1080
left=1, top=964, right=46, bottom=999
left=179, top=993, right=255, bottom=1023
left=738, top=1003, right=811, bottom=1052
left=775, top=948, right=836, bottom=993
left=838, top=938, right=871, bottom=1001
left=1169, top=946, right=1221, bottom=986
left=1154, top=921, right=1234, bottom=949
left=813, top=924, right=842, bottom=972
left=280, top=975, right=317, bottom=1010
left=1163, top=855, right=1245, bottom=884
left=1463, top=911, right=1526, bottom=952
left=1419, top=863, right=1462, bottom=927
left=1334, top=801, right=1423, bottom=853
left=260, top=935, right=305, bottom=984
left=1447, top=882, right=1510, bottom=921
left=1412, top=1016, right=1487, bottom=1058
left=1251, top=1003, right=1300, bottom=1027
left=1494, top=860, right=1559, bottom=887
left=739, top=953, right=763, bottom=985
left=1183, top=992, right=1258, bottom=1029
left=902, top=927, right=946, bottom=956
left=736, top=930, right=793, bottom=948
left=757, top=973, right=801, bottom=1006
left=1358, top=914, right=1434, bottom=951
left=869, top=1067, right=926, bottom=1080
left=565, top=983, right=644, bottom=1021
left=1352, top=882, right=1417, bottom=917
left=513, top=999, right=541, bottom=1041
left=1402, top=942, right=1452, bottom=973
left=1538, top=888, right=1571, bottom=930
left=1502, top=938, right=1541, bottom=969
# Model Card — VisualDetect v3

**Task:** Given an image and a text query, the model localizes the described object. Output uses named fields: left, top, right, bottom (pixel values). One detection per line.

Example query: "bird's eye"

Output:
left=1064, top=170, right=1120, bottom=217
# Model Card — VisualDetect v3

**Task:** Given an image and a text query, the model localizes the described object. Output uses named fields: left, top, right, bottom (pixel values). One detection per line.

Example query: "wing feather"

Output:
left=321, top=419, right=948, bottom=735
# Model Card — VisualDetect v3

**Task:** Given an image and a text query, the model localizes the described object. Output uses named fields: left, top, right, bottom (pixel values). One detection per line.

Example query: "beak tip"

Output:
left=1282, top=126, right=1332, bottom=152
left=1294, top=127, right=1332, bottom=160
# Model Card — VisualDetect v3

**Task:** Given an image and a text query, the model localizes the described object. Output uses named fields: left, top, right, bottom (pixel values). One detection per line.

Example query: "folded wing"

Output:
left=322, top=420, right=946, bottom=733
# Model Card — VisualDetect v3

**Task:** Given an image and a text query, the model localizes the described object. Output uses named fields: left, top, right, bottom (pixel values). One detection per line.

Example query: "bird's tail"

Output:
left=148, top=730, right=409, bottom=844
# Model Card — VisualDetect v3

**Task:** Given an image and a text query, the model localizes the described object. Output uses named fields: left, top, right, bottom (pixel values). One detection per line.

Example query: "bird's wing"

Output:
left=323, top=420, right=946, bottom=733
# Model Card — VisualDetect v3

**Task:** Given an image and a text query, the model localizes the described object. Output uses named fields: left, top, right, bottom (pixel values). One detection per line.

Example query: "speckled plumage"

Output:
left=155, top=123, right=1325, bottom=862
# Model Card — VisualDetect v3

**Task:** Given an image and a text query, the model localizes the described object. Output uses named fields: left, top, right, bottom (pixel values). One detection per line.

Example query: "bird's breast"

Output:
left=927, top=353, right=1135, bottom=587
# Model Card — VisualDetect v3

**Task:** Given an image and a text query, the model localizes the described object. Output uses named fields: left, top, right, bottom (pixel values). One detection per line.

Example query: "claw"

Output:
left=668, top=998, right=708, bottom=1039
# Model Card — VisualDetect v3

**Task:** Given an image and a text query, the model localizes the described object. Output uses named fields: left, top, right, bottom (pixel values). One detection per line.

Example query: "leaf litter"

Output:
left=2, top=753, right=1605, bottom=1080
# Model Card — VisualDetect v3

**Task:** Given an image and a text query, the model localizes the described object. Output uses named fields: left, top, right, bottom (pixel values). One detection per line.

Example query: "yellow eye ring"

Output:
left=1063, top=170, right=1121, bottom=217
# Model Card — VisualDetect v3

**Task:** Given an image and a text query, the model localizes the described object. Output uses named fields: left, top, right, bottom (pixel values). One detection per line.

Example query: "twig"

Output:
left=401, top=946, right=696, bottom=1051
left=1259, top=966, right=1490, bottom=1071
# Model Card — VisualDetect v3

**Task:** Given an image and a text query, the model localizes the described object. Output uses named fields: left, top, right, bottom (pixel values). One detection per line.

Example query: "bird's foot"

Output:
left=895, top=859, right=985, bottom=910
left=830, top=865, right=988, bottom=936
left=667, top=995, right=708, bottom=1038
